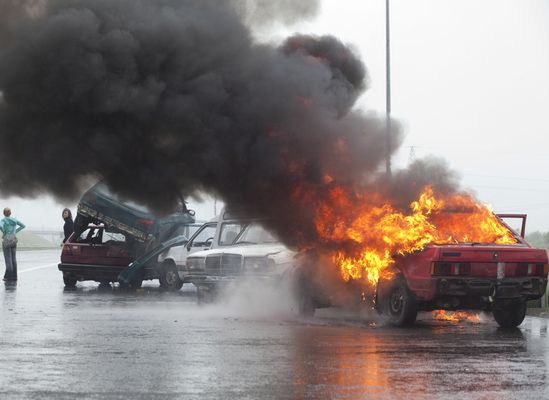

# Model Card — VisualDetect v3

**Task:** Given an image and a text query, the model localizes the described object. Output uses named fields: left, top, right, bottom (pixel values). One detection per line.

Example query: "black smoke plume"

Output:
left=382, top=156, right=461, bottom=210
left=0, top=0, right=416, bottom=248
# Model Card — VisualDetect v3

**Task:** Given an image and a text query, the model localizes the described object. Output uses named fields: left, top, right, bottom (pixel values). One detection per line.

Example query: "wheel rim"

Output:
left=165, top=268, right=177, bottom=285
left=389, top=287, right=404, bottom=315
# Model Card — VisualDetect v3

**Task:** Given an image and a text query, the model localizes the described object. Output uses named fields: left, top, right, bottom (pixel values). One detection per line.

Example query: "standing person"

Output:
left=0, top=207, right=25, bottom=282
left=62, top=208, right=74, bottom=243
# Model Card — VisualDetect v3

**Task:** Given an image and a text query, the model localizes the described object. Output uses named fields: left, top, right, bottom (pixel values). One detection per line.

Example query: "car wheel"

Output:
left=159, top=260, right=183, bottom=291
left=63, top=274, right=77, bottom=287
left=382, top=276, right=417, bottom=327
left=492, top=299, right=527, bottom=328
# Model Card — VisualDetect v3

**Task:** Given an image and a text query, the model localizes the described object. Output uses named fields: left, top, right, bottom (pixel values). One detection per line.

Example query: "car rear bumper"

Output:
left=435, top=276, right=547, bottom=300
left=59, top=263, right=157, bottom=282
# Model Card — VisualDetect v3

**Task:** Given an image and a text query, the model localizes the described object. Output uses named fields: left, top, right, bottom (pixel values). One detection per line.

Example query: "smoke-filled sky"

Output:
left=1, top=0, right=548, bottom=235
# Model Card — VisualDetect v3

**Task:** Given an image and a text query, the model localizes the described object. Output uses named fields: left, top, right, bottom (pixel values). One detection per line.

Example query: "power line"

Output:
left=466, top=185, right=549, bottom=193
left=493, top=203, right=549, bottom=211
left=401, top=145, right=548, bottom=158
left=462, top=173, right=549, bottom=183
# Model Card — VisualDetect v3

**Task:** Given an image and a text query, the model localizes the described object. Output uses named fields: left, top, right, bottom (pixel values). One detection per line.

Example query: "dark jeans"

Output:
left=3, top=245, right=17, bottom=281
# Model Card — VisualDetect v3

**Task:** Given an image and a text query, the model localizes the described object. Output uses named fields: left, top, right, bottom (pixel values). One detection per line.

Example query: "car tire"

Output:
left=159, top=260, right=183, bottom=291
left=382, top=276, right=418, bottom=327
left=492, top=299, right=527, bottom=328
left=63, top=274, right=77, bottom=288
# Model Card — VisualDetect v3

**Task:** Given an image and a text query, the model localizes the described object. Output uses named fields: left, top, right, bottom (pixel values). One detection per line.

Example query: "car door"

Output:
left=165, top=222, right=217, bottom=269
left=184, top=222, right=217, bottom=256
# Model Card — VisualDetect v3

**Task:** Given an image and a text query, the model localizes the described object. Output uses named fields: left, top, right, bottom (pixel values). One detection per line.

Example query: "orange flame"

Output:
left=307, top=185, right=517, bottom=287
left=432, top=310, right=481, bottom=323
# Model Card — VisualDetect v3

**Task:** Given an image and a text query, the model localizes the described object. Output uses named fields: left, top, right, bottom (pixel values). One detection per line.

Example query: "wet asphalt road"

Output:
left=1, top=250, right=549, bottom=399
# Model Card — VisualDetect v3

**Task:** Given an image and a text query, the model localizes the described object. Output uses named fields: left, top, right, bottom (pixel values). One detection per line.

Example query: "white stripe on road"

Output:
left=19, top=263, right=57, bottom=273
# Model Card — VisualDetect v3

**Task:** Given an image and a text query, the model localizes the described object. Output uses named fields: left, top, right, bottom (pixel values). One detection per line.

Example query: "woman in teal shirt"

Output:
left=0, top=207, right=25, bottom=282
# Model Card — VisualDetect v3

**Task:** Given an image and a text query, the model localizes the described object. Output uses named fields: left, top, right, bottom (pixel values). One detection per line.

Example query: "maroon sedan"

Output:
left=59, top=224, right=156, bottom=287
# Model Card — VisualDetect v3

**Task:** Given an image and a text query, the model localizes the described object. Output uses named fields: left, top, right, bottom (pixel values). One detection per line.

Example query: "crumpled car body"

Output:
left=74, top=182, right=196, bottom=245
left=60, top=182, right=197, bottom=289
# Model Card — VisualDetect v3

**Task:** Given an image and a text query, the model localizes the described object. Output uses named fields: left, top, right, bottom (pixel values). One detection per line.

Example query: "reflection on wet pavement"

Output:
left=1, top=250, right=549, bottom=399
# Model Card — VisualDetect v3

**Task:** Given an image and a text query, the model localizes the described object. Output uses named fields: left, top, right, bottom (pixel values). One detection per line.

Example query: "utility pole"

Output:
left=385, top=0, right=392, bottom=177
left=408, top=146, right=416, bottom=164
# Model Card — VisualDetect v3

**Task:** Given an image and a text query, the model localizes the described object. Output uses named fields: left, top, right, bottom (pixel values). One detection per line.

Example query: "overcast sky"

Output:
left=3, top=0, right=549, bottom=233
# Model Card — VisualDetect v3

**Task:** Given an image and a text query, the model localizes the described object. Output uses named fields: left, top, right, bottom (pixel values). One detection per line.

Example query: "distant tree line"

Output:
left=526, top=231, right=549, bottom=250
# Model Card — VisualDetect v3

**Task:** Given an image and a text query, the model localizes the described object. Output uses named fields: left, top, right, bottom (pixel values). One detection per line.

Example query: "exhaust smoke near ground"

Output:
left=205, top=279, right=297, bottom=320
left=194, top=280, right=382, bottom=324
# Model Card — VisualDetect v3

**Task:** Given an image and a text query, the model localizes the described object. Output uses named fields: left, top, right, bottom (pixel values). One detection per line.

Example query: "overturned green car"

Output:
left=74, top=182, right=195, bottom=246
left=60, top=182, right=198, bottom=289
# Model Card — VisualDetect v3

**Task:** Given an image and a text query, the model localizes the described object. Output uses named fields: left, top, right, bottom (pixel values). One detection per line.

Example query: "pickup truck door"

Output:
left=160, top=222, right=217, bottom=267
left=181, top=222, right=218, bottom=260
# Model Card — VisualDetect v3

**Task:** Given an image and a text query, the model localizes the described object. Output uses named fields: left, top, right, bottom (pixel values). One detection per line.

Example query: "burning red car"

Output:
left=375, top=226, right=548, bottom=327
left=298, top=186, right=549, bottom=328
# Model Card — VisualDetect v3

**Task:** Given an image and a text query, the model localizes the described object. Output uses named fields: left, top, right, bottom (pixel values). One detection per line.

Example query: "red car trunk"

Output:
left=398, top=244, right=549, bottom=302
left=61, top=240, right=131, bottom=267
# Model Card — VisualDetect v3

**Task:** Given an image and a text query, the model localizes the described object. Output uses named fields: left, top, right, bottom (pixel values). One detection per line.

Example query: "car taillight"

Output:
left=532, top=263, right=547, bottom=277
left=431, top=262, right=450, bottom=275
left=137, top=219, right=155, bottom=226
left=516, top=263, right=546, bottom=277
left=431, top=262, right=471, bottom=276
